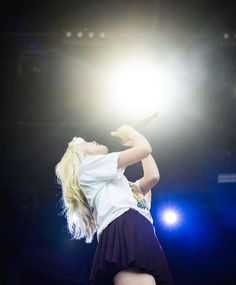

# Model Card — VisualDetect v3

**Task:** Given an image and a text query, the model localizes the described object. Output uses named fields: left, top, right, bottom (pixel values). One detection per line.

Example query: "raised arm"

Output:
left=138, top=154, right=160, bottom=196
left=110, top=125, right=152, bottom=169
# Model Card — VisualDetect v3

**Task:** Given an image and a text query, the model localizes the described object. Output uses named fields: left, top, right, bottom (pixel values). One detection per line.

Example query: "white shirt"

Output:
left=78, top=152, right=153, bottom=241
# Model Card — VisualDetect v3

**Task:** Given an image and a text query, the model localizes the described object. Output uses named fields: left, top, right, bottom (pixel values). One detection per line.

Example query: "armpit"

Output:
left=128, top=181, right=152, bottom=210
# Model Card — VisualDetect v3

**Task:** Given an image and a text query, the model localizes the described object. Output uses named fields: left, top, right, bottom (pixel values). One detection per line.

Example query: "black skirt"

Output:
left=90, top=208, right=174, bottom=285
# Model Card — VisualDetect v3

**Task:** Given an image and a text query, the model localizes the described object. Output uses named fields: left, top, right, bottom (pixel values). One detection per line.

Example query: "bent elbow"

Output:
left=151, top=173, right=160, bottom=185
left=138, top=145, right=152, bottom=161
left=143, top=145, right=152, bottom=157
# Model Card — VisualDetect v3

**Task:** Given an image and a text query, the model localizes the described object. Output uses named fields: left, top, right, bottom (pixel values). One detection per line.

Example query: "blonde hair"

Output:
left=55, top=137, right=97, bottom=243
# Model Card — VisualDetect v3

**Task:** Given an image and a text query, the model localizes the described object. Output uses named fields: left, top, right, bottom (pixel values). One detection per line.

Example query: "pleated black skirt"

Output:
left=89, top=208, right=174, bottom=285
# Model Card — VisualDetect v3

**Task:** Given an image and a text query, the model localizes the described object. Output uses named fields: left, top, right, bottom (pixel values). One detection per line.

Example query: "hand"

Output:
left=110, top=124, right=145, bottom=147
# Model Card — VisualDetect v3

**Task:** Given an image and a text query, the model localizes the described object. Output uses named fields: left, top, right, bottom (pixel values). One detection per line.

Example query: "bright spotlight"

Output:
left=88, top=32, right=94, bottom=38
left=163, top=211, right=178, bottom=225
left=65, top=31, right=72, bottom=38
left=77, top=31, right=83, bottom=38
left=107, top=57, right=178, bottom=120
left=100, top=32, right=106, bottom=38
left=162, top=210, right=178, bottom=225
left=223, top=33, right=229, bottom=39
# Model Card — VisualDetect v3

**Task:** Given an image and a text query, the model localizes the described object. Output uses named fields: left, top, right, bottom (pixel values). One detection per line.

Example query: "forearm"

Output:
left=138, top=154, right=160, bottom=194
left=141, top=154, right=160, bottom=182
left=117, top=143, right=152, bottom=169
left=112, top=125, right=152, bottom=169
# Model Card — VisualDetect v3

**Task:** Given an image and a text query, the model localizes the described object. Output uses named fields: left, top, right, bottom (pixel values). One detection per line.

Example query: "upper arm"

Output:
left=117, top=145, right=151, bottom=169
left=131, top=180, right=152, bottom=209
left=138, top=175, right=159, bottom=196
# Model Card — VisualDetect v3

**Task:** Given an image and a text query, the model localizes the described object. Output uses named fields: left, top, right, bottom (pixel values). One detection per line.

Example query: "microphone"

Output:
left=133, top=112, right=158, bottom=129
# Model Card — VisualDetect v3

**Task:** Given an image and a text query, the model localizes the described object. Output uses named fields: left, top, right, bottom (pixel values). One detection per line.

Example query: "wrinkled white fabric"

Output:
left=78, top=152, right=153, bottom=240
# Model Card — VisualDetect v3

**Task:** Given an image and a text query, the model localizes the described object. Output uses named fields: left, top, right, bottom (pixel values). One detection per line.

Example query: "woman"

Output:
left=55, top=125, right=173, bottom=285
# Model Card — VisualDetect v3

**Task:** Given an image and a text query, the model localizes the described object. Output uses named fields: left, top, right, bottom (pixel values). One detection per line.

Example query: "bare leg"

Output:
left=113, top=268, right=156, bottom=285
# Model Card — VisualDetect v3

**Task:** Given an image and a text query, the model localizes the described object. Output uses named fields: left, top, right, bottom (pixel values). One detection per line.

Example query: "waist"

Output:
left=96, top=207, right=153, bottom=241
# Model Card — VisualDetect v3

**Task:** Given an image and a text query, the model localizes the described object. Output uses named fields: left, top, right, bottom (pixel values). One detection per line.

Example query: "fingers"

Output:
left=110, top=131, right=121, bottom=137
left=110, top=130, right=126, bottom=141
left=111, top=125, right=135, bottom=135
left=117, top=124, right=134, bottom=132
left=110, top=124, right=149, bottom=149
left=110, top=128, right=129, bottom=146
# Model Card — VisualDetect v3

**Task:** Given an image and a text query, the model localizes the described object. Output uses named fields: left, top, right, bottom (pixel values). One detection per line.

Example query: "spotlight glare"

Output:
left=108, top=57, right=178, bottom=120
left=66, top=31, right=72, bottom=38
left=223, top=33, right=229, bottom=39
left=77, top=31, right=83, bottom=38
left=88, top=32, right=94, bottom=38
left=100, top=32, right=106, bottom=38
left=161, top=209, right=180, bottom=226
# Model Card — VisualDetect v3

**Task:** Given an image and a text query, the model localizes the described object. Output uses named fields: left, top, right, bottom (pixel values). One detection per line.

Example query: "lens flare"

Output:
left=162, top=210, right=178, bottom=225
left=107, top=57, right=178, bottom=120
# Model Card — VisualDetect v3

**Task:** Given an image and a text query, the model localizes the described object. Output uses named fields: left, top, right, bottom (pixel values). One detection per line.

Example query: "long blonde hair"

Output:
left=55, top=137, right=97, bottom=243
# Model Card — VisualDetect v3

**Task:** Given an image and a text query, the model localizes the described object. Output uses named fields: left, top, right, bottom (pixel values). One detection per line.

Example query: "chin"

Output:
left=100, top=145, right=108, bottom=155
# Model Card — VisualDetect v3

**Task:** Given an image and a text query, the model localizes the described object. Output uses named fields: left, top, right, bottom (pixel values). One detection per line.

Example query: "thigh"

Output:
left=113, top=268, right=156, bottom=285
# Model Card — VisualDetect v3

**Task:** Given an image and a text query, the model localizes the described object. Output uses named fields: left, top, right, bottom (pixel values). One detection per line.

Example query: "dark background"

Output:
left=1, top=1, right=236, bottom=285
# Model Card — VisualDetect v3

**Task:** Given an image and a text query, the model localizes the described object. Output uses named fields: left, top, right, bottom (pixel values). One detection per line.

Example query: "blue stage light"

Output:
left=162, top=209, right=179, bottom=225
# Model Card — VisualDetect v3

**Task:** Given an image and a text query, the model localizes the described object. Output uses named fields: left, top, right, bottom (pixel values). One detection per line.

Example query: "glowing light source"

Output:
left=100, top=32, right=106, bottom=38
left=223, top=33, right=229, bottom=39
left=66, top=31, right=72, bottom=38
left=107, top=57, right=178, bottom=120
left=162, top=210, right=178, bottom=225
left=77, top=31, right=83, bottom=38
left=88, top=32, right=94, bottom=38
